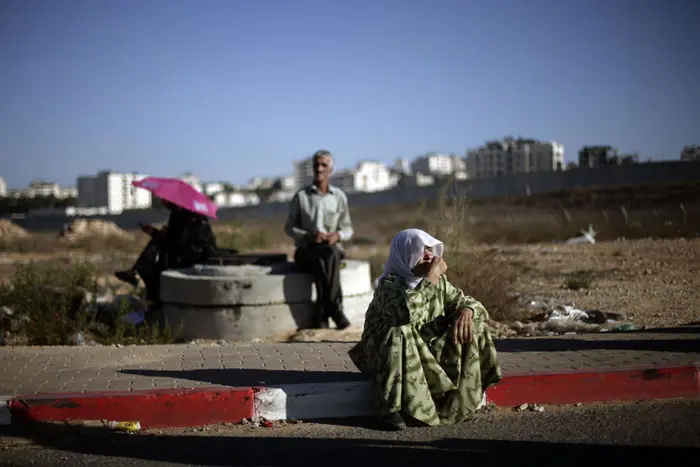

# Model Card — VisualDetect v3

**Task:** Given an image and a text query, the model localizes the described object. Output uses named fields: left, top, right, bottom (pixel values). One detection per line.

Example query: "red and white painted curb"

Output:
left=2, top=365, right=698, bottom=429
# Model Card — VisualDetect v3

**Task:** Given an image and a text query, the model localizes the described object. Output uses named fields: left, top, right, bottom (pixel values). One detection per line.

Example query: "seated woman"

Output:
left=114, top=200, right=218, bottom=304
left=348, top=228, right=502, bottom=431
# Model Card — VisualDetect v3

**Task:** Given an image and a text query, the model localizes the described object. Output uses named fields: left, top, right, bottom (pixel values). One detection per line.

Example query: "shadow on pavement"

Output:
left=7, top=421, right=697, bottom=467
left=120, top=368, right=369, bottom=386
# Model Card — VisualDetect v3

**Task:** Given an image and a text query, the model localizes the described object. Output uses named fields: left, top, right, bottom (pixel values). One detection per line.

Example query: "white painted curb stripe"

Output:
left=255, top=381, right=375, bottom=421
left=254, top=381, right=487, bottom=421
left=0, top=396, right=12, bottom=426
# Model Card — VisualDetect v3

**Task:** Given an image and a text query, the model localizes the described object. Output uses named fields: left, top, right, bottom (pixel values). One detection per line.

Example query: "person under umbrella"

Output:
left=114, top=179, right=218, bottom=306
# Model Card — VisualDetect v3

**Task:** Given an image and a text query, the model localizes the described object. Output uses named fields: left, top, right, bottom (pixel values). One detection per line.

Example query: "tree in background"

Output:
left=0, top=195, right=77, bottom=215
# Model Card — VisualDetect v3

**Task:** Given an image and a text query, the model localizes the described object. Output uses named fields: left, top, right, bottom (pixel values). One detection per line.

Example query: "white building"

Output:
left=77, top=171, right=152, bottom=214
left=178, top=172, right=203, bottom=192
left=247, top=177, right=277, bottom=191
left=0, top=176, right=6, bottom=197
left=329, top=161, right=395, bottom=193
left=268, top=190, right=295, bottom=203
left=278, top=175, right=296, bottom=191
left=10, top=180, right=77, bottom=199
left=466, top=138, right=565, bottom=179
left=681, top=145, right=700, bottom=161
left=58, top=187, right=77, bottom=198
left=203, top=182, right=225, bottom=196
left=293, top=157, right=315, bottom=189
left=213, top=191, right=260, bottom=207
left=411, top=153, right=466, bottom=177
left=25, top=180, right=58, bottom=198
left=394, top=158, right=412, bottom=175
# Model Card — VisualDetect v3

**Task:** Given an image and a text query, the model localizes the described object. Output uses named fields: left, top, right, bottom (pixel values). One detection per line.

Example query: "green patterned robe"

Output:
left=348, top=274, right=502, bottom=426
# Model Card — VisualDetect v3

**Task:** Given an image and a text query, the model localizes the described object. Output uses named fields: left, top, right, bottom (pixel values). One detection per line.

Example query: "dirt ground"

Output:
left=494, top=238, right=699, bottom=329
left=272, top=237, right=700, bottom=342
left=2, top=237, right=697, bottom=341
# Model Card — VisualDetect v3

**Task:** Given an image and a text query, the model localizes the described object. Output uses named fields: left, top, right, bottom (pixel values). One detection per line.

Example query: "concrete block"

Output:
left=163, top=291, right=373, bottom=342
left=254, top=383, right=486, bottom=422
left=255, top=382, right=375, bottom=421
left=160, top=260, right=372, bottom=306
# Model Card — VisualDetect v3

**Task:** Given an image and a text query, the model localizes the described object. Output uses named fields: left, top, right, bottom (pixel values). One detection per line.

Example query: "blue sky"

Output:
left=1, top=0, right=698, bottom=189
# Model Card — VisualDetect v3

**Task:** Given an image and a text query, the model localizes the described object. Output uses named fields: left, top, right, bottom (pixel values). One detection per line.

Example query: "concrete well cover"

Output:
left=160, top=260, right=373, bottom=306
left=162, top=291, right=373, bottom=341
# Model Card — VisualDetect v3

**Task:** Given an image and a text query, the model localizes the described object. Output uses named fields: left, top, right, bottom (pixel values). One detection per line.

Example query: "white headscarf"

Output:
left=378, top=228, right=444, bottom=289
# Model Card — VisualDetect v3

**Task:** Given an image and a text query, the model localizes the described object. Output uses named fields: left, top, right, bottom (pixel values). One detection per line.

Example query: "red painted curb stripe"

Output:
left=6, top=366, right=699, bottom=428
left=488, top=365, right=700, bottom=406
left=9, top=386, right=254, bottom=429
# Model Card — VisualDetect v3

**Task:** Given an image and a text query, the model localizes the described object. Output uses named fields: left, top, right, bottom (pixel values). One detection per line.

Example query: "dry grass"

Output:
left=0, top=261, right=181, bottom=346
left=0, top=232, right=148, bottom=255
left=563, top=270, right=596, bottom=291
left=2, top=182, right=699, bottom=330
left=426, top=187, right=520, bottom=322
left=2, top=182, right=699, bottom=255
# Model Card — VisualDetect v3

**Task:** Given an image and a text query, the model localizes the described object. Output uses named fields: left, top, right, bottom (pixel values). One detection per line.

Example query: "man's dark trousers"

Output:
left=294, top=243, right=349, bottom=328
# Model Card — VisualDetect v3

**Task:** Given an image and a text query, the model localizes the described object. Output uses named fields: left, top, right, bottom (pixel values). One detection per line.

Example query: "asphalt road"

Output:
left=1, top=400, right=698, bottom=467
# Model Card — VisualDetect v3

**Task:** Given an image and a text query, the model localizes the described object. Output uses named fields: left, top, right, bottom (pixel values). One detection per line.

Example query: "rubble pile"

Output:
left=0, top=220, right=31, bottom=241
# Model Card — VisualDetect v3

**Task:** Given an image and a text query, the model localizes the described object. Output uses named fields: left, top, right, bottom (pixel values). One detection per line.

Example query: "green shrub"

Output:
left=0, top=262, right=181, bottom=346
left=216, top=224, right=270, bottom=251
left=564, top=270, right=596, bottom=290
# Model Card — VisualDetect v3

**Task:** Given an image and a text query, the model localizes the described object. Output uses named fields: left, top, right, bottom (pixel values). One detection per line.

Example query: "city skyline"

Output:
left=0, top=140, right=692, bottom=191
left=2, top=0, right=698, bottom=190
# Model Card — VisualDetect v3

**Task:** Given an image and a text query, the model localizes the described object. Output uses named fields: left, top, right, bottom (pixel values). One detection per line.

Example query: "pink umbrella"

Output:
left=132, top=177, right=218, bottom=219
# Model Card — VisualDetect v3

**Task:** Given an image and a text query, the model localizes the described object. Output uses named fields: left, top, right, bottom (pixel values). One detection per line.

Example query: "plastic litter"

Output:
left=71, top=332, right=86, bottom=346
left=564, top=225, right=597, bottom=245
left=108, top=421, right=142, bottom=432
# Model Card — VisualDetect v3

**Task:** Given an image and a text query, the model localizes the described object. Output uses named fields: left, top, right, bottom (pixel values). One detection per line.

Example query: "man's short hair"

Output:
left=312, top=149, right=333, bottom=168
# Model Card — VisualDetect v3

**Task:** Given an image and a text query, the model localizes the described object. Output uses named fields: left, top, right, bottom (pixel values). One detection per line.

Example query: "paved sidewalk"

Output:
left=2, top=327, right=699, bottom=396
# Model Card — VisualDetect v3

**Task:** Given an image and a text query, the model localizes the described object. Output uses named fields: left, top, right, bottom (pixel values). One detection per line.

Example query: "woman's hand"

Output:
left=425, top=256, right=448, bottom=284
left=452, top=307, right=474, bottom=345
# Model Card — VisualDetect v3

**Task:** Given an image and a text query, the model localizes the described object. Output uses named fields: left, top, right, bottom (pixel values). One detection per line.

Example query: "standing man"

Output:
left=285, top=150, right=354, bottom=330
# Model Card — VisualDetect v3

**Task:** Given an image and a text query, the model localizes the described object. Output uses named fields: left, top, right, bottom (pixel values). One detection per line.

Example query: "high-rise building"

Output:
left=293, top=157, right=315, bottom=190
left=467, top=138, right=564, bottom=178
left=77, top=171, right=152, bottom=214
left=411, top=152, right=465, bottom=176
left=578, top=146, right=619, bottom=168
left=681, top=145, right=700, bottom=161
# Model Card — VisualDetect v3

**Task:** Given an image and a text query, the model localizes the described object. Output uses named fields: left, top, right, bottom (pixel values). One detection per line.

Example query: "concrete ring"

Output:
left=159, top=259, right=373, bottom=307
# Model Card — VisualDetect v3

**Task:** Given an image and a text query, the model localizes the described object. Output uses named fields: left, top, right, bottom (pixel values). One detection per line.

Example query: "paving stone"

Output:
left=1, top=328, right=698, bottom=396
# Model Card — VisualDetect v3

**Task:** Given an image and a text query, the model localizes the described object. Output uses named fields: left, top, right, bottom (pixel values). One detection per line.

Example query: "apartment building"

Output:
left=203, top=182, right=226, bottom=196
left=393, top=158, right=412, bottom=175
left=578, top=146, right=617, bottom=168
left=1, top=180, right=77, bottom=199
left=467, top=138, right=564, bottom=179
left=178, top=172, right=203, bottom=192
left=411, top=153, right=466, bottom=177
left=77, top=171, right=152, bottom=214
left=329, top=161, right=395, bottom=193
left=212, top=191, right=260, bottom=207
left=681, top=145, right=700, bottom=161
left=578, top=146, right=641, bottom=167
left=293, top=157, right=315, bottom=189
